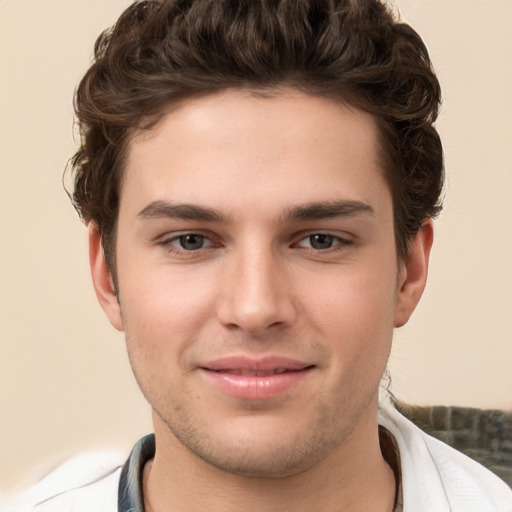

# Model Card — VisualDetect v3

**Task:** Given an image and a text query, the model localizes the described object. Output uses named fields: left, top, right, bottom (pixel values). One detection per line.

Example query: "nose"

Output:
left=216, top=246, right=297, bottom=336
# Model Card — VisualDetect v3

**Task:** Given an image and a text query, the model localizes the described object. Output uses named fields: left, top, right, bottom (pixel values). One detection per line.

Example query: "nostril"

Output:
left=215, top=265, right=297, bottom=334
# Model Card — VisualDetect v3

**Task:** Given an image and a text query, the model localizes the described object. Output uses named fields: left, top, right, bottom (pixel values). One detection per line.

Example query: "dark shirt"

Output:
left=118, top=434, right=155, bottom=512
left=116, top=429, right=401, bottom=512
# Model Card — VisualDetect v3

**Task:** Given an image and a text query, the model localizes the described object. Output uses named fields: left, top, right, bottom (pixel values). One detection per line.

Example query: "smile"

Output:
left=215, top=368, right=291, bottom=376
left=199, top=356, right=315, bottom=400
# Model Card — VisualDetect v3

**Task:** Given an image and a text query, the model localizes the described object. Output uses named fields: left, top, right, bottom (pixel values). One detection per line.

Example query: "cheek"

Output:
left=120, top=251, right=216, bottom=313
left=301, top=264, right=398, bottom=370
left=306, top=265, right=397, bottom=329
left=117, top=263, right=219, bottom=358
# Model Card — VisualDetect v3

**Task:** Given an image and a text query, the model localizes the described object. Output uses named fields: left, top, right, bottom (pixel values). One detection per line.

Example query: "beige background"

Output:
left=1, top=0, right=511, bottom=493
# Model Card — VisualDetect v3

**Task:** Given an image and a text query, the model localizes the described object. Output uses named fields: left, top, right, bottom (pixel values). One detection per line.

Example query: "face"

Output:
left=91, top=90, right=431, bottom=478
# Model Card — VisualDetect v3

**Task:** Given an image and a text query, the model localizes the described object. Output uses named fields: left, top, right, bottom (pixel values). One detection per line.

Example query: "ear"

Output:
left=88, top=223, right=124, bottom=331
left=394, top=219, right=434, bottom=328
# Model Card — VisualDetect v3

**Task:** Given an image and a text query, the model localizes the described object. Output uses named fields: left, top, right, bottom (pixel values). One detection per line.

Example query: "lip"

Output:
left=199, top=355, right=315, bottom=400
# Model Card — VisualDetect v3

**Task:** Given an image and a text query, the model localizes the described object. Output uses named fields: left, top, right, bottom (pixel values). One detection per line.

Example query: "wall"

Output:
left=1, top=0, right=511, bottom=493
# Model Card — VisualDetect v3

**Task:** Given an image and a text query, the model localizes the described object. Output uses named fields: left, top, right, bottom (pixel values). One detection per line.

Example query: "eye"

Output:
left=176, top=234, right=209, bottom=250
left=297, top=233, right=348, bottom=250
left=163, top=233, right=214, bottom=251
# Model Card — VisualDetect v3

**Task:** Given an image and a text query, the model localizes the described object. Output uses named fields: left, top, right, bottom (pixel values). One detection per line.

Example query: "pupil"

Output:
left=180, top=234, right=204, bottom=250
left=310, top=234, right=333, bottom=250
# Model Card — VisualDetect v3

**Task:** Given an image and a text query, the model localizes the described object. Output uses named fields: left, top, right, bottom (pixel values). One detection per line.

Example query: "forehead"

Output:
left=121, top=90, right=389, bottom=218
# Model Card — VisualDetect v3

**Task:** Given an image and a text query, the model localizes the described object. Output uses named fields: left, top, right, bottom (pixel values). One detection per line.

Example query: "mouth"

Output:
left=199, top=356, right=315, bottom=399
left=212, top=368, right=300, bottom=376
left=201, top=355, right=313, bottom=372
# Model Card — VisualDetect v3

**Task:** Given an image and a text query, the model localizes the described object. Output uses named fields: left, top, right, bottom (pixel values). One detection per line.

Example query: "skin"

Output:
left=90, top=90, right=433, bottom=512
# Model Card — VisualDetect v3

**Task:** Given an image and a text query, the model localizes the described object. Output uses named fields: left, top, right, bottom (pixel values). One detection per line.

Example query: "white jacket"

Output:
left=4, top=403, right=512, bottom=511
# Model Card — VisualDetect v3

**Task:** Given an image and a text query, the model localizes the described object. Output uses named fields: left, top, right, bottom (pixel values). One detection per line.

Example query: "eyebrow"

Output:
left=137, top=199, right=374, bottom=224
left=137, top=201, right=225, bottom=222
left=283, top=200, right=375, bottom=221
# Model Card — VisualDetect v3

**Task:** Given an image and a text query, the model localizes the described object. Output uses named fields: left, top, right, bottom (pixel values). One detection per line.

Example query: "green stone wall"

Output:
left=396, top=402, right=512, bottom=487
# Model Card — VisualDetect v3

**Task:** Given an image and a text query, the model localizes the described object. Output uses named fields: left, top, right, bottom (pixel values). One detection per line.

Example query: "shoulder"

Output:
left=379, top=401, right=512, bottom=512
left=1, top=451, right=124, bottom=512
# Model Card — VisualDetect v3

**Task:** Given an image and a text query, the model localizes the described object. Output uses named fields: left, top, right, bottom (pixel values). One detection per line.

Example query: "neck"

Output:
left=143, top=408, right=396, bottom=512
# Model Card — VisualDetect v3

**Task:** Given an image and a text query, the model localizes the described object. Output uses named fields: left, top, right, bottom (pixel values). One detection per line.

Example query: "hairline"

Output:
left=101, top=85, right=416, bottom=288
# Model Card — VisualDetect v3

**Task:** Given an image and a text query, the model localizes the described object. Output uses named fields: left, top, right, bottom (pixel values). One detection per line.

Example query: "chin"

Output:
left=160, top=408, right=353, bottom=479
left=190, top=440, right=325, bottom=478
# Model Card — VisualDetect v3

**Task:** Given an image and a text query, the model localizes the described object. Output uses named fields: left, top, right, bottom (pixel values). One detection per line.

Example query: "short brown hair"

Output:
left=69, top=0, right=444, bottom=273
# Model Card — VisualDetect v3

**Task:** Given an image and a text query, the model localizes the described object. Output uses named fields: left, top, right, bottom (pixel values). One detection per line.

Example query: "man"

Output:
left=9, top=0, right=512, bottom=511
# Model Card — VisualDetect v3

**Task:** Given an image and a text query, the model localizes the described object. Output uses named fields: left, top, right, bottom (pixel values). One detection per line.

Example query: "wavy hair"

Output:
left=69, top=0, right=444, bottom=273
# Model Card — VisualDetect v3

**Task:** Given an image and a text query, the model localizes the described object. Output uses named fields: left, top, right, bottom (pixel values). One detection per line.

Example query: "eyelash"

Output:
left=157, top=232, right=217, bottom=253
left=157, top=231, right=353, bottom=255
left=294, top=233, right=353, bottom=252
